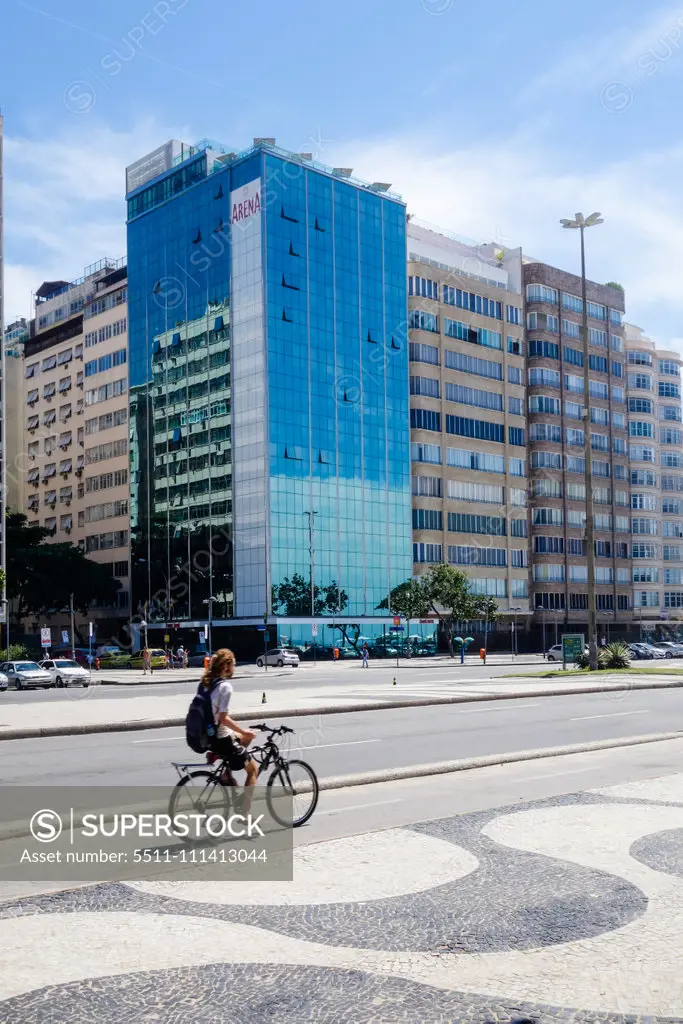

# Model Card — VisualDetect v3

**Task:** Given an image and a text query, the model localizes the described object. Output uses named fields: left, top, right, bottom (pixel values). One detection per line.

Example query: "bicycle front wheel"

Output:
left=168, top=770, right=231, bottom=843
left=266, top=759, right=319, bottom=827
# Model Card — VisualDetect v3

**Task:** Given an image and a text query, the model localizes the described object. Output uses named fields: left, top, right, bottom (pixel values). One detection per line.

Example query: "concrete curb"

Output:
left=2, top=677, right=683, bottom=741
left=317, top=731, right=683, bottom=790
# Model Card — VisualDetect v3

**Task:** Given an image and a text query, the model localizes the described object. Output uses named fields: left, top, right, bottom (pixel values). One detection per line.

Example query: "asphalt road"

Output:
left=2, top=685, right=680, bottom=788
left=0, top=656, right=561, bottom=705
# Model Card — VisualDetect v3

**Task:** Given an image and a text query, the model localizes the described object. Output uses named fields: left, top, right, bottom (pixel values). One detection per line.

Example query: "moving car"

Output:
left=0, top=660, right=54, bottom=689
left=129, top=648, right=168, bottom=670
left=651, top=641, right=683, bottom=658
left=97, top=648, right=131, bottom=669
left=0, top=669, right=8, bottom=692
left=40, top=658, right=90, bottom=687
left=256, top=648, right=300, bottom=668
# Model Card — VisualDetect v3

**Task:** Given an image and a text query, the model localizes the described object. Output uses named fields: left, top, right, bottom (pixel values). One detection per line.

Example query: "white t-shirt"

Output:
left=210, top=679, right=235, bottom=739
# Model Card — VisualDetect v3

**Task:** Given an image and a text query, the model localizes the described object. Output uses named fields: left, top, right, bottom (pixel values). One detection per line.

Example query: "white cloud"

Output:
left=2, top=120, right=189, bottom=319
left=519, top=3, right=683, bottom=103
left=332, top=131, right=683, bottom=352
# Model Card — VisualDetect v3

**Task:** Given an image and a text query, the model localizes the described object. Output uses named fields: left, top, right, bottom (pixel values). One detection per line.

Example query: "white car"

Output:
left=256, top=648, right=300, bottom=668
left=40, top=658, right=90, bottom=688
left=0, top=660, right=54, bottom=689
left=0, top=670, right=8, bottom=692
left=545, top=643, right=589, bottom=662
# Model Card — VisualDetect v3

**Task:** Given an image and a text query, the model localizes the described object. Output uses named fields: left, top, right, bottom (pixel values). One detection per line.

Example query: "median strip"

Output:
left=2, top=676, right=683, bottom=740
left=316, top=731, right=683, bottom=790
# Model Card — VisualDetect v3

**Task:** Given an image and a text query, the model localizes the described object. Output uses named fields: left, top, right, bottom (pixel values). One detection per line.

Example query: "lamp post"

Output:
left=560, top=211, right=604, bottom=671
left=510, top=606, right=521, bottom=658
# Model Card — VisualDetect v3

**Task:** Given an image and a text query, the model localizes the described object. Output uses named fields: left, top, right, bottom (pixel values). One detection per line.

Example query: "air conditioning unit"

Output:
left=75, top=469, right=83, bottom=477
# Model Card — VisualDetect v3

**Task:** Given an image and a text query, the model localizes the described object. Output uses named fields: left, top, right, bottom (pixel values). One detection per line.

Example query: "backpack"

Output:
left=185, top=680, right=220, bottom=753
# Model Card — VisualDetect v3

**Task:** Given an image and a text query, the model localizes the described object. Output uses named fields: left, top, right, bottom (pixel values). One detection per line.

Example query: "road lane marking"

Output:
left=570, top=710, right=650, bottom=722
left=456, top=703, right=542, bottom=715
left=133, top=734, right=185, bottom=744
left=289, top=739, right=381, bottom=750
left=318, top=799, right=404, bottom=816
left=524, top=767, right=596, bottom=782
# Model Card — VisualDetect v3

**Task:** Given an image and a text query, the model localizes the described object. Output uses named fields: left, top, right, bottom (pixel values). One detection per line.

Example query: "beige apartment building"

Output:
left=6, top=259, right=130, bottom=635
left=407, top=221, right=530, bottom=640
left=624, top=323, right=683, bottom=633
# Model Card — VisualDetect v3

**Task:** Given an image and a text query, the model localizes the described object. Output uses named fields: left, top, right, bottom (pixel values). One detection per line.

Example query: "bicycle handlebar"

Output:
left=248, top=722, right=294, bottom=736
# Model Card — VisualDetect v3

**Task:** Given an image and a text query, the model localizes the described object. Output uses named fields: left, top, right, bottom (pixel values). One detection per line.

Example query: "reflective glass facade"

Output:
left=127, top=143, right=412, bottom=639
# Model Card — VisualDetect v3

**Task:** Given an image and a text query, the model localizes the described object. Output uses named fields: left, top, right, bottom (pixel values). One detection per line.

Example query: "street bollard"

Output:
left=261, top=691, right=267, bottom=704
left=393, top=677, right=396, bottom=686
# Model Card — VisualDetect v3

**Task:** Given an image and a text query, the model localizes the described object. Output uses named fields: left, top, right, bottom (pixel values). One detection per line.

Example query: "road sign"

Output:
left=311, top=624, right=318, bottom=637
left=199, top=629, right=207, bottom=643
left=419, top=619, right=437, bottom=624
left=40, top=627, right=51, bottom=648
left=163, top=633, right=170, bottom=643
left=393, top=616, right=401, bottom=627
left=562, top=633, right=584, bottom=667
left=61, top=630, right=69, bottom=645
left=256, top=626, right=266, bottom=632
left=390, top=626, right=404, bottom=632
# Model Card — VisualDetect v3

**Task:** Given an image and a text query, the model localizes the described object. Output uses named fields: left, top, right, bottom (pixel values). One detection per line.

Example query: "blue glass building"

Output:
left=126, top=140, right=412, bottom=650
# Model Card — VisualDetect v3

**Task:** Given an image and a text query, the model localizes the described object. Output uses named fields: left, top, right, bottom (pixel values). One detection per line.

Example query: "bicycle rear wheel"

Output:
left=168, top=770, right=231, bottom=843
left=266, top=759, right=319, bottom=827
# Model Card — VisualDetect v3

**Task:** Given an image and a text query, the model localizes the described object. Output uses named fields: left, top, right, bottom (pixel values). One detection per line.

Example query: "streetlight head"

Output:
left=585, top=212, right=604, bottom=227
left=560, top=218, right=579, bottom=229
left=574, top=212, right=585, bottom=225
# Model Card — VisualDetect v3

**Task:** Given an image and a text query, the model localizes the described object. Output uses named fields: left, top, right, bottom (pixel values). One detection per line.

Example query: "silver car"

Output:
left=0, top=660, right=54, bottom=689
left=256, top=648, right=300, bottom=668
left=40, top=658, right=90, bottom=688
left=0, top=670, right=8, bottom=692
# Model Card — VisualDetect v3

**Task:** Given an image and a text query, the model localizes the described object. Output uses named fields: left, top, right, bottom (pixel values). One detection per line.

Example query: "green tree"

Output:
left=271, top=574, right=348, bottom=617
left=378, top=579, right=431, bottom=656
left=6, top=512, right=119, bottom=618
left=419, top=563, right=498, bottom=657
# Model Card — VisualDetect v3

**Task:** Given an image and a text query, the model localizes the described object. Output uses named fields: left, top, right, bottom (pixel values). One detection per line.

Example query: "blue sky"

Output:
left=2, top=0, right=683, bottom=347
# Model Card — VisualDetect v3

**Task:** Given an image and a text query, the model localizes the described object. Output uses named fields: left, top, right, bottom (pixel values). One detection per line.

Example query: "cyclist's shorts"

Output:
left=210, top=735, right=251, bottom=771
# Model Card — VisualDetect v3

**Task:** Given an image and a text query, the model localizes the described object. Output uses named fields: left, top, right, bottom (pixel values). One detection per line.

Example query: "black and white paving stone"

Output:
left=1, top=778, right=682, bottom=1021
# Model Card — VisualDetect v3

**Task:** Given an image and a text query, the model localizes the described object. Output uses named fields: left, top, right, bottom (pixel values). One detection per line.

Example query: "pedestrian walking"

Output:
left=142, top=646, right=151, bottom=675
left=182, top=647, right=189, bottom=669
left=361, top=643, right=369, bottom=668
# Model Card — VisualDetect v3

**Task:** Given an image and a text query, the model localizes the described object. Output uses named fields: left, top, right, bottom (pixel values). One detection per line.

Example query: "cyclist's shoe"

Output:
left=206, top=751, right=218, bottom=765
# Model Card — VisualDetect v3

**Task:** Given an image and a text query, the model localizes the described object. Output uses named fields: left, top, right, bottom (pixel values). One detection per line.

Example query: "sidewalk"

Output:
left=1, top=759, right=682, bottom=1020
left=2, top=669, right=683, bottom=740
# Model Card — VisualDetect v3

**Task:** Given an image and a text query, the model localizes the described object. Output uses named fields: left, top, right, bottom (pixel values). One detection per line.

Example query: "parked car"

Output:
left=0, top=660, right=54, bottom=689
left=40, top=658, right=90, bottom=687
left=256, top=648, right=300, bottom=668
left=0, top=669, right=8, bottom=691
left=546, top=643, right=589, bottom=662
left=129, top=648, right=168, bottom=670
left=639, top=642, right=667, bottom=659
left=628, top=642, right=666, bottom=660
left=651, top=642, right=683, bottom=659
left=187, top=649, right=209, bottom=667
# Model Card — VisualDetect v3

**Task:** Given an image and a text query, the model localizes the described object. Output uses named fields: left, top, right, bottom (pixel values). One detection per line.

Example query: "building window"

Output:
left=659, top=359, right=680, bottom=376
left=535, top=592, right=566, bottom=610
left=588, top=355, right=608, bottom=373
left=628, top=373, right=652, bottom=390
left=410, top=408, right=441, bottom=432
left=442, top=285, right=501, bottom=320
left=410, top=442, right=441, bottom=465
left=409, top=309, right=438, bottom=333
left=409, top=342, right=440, bottom=366
left=447, top=513, right=506, bottom=536
left=445, top=382, right=503, bottom=412
left=448, top=546, right=507, bottom=567
left=445, top=415, right=504, bottom=444
left=529, top=340, right=559, bottom=360
left=413, top=542, right=442, bottom=563
left=529, top=395, right=561, bottom=416
left=445, top=349, right=502, bottom=381
left=412, top=476, right=442, bottom=497
left=410, top=375, right=440, bottom=399
left=659, top=380, right=681, bottom=398
left=413, top=508, right=443, bottom=531
left=447, top=480, right=504, bottom=504
left=526, top=283, right=558, bottom=304
left=447, top=448, right=505, bottom=473
left=508, top=396, right=523, bottom=416
left=507, top=365, right=522, bottom=385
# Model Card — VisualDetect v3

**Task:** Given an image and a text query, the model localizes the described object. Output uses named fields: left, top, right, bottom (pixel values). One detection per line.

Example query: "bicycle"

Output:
left=169, top=722, right=319, bottom=835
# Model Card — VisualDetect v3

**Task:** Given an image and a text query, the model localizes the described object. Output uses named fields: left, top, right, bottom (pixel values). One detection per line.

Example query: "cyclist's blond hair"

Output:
left=201, top=648, right=235, bottom=687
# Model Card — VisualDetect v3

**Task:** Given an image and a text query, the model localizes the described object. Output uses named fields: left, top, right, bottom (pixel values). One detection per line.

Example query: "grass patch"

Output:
left=505, top=665, right=683, bottom=679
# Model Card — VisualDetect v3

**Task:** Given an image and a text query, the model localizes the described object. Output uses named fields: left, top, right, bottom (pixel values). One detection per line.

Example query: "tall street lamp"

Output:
left=560, top=211, right=604, bottom=671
